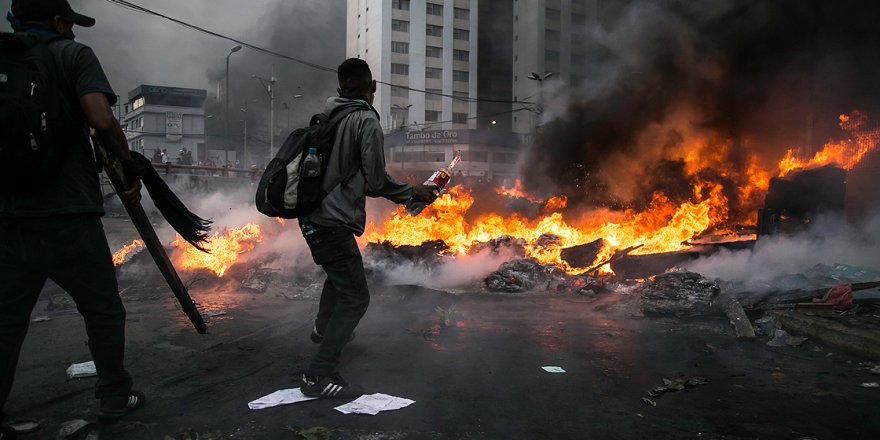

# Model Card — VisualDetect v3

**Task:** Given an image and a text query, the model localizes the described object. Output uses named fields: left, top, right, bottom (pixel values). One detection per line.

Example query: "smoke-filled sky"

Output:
left=0, top=0, right=344, bottom=136
left=526, top=0, right=880, bottom=210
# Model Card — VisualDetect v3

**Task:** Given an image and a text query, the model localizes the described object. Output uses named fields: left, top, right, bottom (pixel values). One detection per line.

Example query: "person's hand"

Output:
left=119, top=180, right=142, bottom=205
left=412, top=184, right=440, bottom=204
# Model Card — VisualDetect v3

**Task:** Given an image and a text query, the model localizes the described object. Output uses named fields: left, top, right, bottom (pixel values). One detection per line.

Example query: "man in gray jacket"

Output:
left=299, top=58, right=437, bottom=398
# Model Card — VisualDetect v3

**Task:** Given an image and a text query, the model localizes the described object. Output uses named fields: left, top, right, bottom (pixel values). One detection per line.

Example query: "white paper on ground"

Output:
left=248, top=388, right=318, bottom=410
left=334, top=393, right=415, bottom=415
left=66, top=361, right=97, bottom=379
left=860, top=382, right=880, bottom=388
left=542, top=366, right=566, bottom=373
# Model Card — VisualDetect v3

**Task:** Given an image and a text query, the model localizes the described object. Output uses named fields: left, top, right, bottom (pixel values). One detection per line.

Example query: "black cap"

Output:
left=11, top=0, right=96, bottom=27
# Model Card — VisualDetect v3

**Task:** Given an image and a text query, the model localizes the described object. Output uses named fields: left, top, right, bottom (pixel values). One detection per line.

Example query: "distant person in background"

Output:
left=151, top=149, right=162, bottom=164
left=160, top=148, right=168, bottom=164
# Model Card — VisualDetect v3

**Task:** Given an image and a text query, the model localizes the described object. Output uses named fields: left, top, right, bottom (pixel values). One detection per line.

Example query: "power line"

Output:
left=382, top=106, right=532, bottom=132
left=103, top=0, right=534, bottom=106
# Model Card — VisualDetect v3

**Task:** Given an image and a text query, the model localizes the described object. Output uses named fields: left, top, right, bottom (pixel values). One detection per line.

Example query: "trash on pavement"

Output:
left=7, top=419, right=39, bottom=434
left=754, top=315, right=780, bottom=335
left=871, top=365, right=880, bottom=375
left=813, top=284, right=853, bottom=310
left=641, top=397, right=657, bottom=407
left=30, top=316, right=52, bottom=323
left=334, top=393, right=415, bottom=415
left=201, top=309, right=227, bottom=317
left=647, top=376, right=709, bottom=399
left=766, top=329, right=808, bottom=347
left=860, top=382, right=880, bottom=388
left=58, top=419, right=98, bottom=440
left=283, top=426, right=331, bottom=440
left=247, top=388, right=317, bottom=410
left=66, top=361, right=97, bottom=379
left=541, top=366, right=566, bottom=373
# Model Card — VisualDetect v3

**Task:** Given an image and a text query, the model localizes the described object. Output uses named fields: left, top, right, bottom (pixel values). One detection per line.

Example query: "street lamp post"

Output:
left=240, top=99, right=257, bottom=167
left=282, top=94, right=304, bottom=132
left=392, top=103, right=413, bottom=130
left=527, top=71, right=553, bottom=132
left=225, top=45, right=242, bottom=140
left=253, top=68, right=279, bottom=158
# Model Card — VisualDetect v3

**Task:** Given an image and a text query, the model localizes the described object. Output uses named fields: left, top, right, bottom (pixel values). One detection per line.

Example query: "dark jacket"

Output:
left=308, top=97, right=412, bottom=235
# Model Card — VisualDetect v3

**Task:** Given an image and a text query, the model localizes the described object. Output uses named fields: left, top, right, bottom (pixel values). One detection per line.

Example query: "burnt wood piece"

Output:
left=611, top=250, right=701, bottom=280
left=720, top=298, right=757, bottom=339
left=560, top=239, right=605, bottom=269
left=365, top=240, right=450, bottom=264
left=91, top=133, right=207, bottom=334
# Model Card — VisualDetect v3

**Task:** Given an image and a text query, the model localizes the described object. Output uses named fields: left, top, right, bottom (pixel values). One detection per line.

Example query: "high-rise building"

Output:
left=347, top=0, right=479, bottom=131
left=511, top=0, right=598, bottom=134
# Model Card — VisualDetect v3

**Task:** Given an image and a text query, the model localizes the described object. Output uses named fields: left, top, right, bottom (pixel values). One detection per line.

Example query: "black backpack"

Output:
left=255, top=106, right=362, bottom=219
left=0, top=33, right=71, bottom=186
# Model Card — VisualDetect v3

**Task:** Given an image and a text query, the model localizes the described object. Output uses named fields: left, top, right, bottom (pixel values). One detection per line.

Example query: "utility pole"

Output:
left=254, top=68, right=277, bottom=158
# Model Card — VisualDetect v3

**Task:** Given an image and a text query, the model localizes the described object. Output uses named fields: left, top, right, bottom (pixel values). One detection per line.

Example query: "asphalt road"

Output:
left=4, top=221, right=880, bottom=439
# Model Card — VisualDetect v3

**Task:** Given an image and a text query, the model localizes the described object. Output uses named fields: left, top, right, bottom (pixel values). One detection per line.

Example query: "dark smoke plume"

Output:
left=524, top=0, right=880, bottom=211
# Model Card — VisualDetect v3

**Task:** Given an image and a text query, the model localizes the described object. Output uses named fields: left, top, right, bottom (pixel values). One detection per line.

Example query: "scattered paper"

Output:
left=248, top=388, right=317, bottom=410
left=542, top=366, right=566, bottom=373
left=860, top=382, right=880, bottom=388
left=66, top=361, right=97, bottom=379
left=334, top=393, right=415, bottom=415
left=31, top=316, right=52, bottom=323
left=202, top=309, right=227, bottom=317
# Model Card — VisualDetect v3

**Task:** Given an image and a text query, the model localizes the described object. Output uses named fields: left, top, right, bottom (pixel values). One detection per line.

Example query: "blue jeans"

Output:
left=0, top=215, right=132, bottom=418
left=300, top=221, right=370, bottom=377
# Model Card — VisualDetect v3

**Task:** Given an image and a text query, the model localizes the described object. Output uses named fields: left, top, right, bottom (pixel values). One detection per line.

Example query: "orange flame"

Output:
left=364, top=183, right=728, bottom=274
left=112, top=239, right=144, bottom=267
left=495, top=178, right=542, bottom=203
left=171, top=223, right=263, bottom=277
left=778, top=110, right=880, bottom=176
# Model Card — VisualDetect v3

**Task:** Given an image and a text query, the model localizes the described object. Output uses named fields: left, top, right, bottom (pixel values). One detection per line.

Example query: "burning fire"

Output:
left=171, top=223, right=263, bottom=277
left=778, top=110, right=880, bottom=176
left=112, top=239, right=144, bottom=267
left=364, top=183, right=728, bottom=274
left=365, top=111, right=877, bottom=275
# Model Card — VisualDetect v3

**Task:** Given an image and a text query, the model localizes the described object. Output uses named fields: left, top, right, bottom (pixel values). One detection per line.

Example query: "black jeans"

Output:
left=0, top=215, right=132, bottom=418
left=301, top=222, right=370, bottom=377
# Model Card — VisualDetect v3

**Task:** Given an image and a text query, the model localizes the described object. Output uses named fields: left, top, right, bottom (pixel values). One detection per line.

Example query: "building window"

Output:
left=426, top=3, right=443, bottom=16
left=546, top=8, right=560, bottom=21
left=426, top=88, right=442, bottom=100
left=454, top=7, right=469, bottom=20
left=545, top=29, right=560, bottom=41
left=546, top=50, right=560, bottom=62
left=392, top=0, right=410, bottom=11
left=391, top=41, right=409, bottom=54
left=572, top=13, right=586, bottom=26
left=453, top=91, right=469, bottom=101
left=426, top=67, right=442, bottom=79
left=426, top=24, right=443, bottom=37
left=453, top=28, right=469, bottom=41
left=571, top=55, right=586, bottom=68
left=391, top=63, right=410, bottom=75
left=392, top=19, right=410, bottom=32
left=494, top=152, right=518, bottom=163
left=453, top=49, right=469, bottom=62
left=462, top=150, right=488, bottom=162
left=426, top=45, right=443, bottom=58
left=132, top=97, right=145, bottom=110
left=425, top=110, right=441, bottom=122
left=453, top=70, right=469, bottom=82
left=391, top=87, right=409, bottom=98
left=452, top=112, right=468, bottom=124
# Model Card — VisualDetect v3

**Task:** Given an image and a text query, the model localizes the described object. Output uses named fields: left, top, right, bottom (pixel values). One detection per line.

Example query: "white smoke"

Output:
left=684, top=211, right=880, bottom=293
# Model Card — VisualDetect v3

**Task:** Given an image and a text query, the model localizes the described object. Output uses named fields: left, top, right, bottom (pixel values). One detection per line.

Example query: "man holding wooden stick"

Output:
left=0, top=1, right=145, bottom=434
